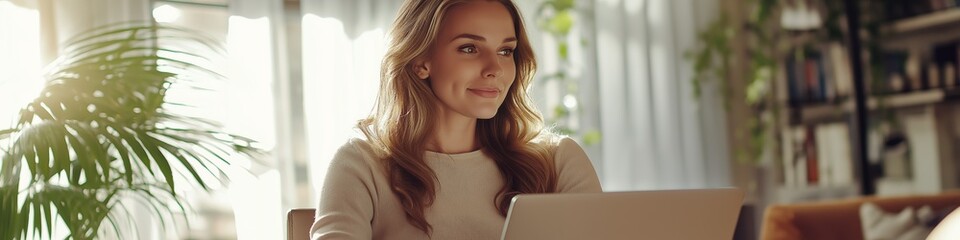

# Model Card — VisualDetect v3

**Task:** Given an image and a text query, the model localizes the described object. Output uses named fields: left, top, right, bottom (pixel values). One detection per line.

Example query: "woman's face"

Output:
left=417, top=1, right=517, bottom=120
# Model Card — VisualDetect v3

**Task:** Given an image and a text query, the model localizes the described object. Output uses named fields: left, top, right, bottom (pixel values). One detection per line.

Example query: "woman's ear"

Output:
left=414, top=58, right=431, bottom=80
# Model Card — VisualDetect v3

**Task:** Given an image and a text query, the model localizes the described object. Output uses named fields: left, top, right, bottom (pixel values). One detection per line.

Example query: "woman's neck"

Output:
left=426, top=108, right=480, bottom=154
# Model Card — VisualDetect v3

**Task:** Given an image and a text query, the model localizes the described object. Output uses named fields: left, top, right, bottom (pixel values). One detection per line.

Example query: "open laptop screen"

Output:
left=500, top=188, right=744, bottom=240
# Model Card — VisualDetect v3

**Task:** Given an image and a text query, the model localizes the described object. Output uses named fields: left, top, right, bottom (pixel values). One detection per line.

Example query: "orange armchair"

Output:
left=760, top=191, right=960, bottom=240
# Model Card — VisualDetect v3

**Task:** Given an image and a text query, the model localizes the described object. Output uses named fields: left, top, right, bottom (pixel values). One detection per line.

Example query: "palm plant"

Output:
left=0, top=22, right=262, bottom=239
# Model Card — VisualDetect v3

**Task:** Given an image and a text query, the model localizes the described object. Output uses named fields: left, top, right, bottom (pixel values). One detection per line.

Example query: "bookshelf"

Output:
left=772, top=1, right=960, bottom=202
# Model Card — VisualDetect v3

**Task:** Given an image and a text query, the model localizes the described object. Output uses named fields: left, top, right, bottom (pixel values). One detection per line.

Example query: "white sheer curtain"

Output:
left=584, top=0, right=731, bottom=191
left=299, top=0, right=401, bottom=203
left=225, top=0, right=285, bottom=239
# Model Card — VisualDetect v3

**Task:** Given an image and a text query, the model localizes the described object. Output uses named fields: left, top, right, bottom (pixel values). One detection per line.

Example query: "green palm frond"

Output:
left=0, top=22, right=263, bottom=239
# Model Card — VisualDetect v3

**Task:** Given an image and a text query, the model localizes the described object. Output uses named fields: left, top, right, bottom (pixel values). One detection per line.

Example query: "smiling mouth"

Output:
left=468, top=88, right=500, bottom=98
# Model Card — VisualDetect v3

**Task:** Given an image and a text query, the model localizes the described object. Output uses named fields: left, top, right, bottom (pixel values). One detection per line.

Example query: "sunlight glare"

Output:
left=152, top=4, right=182, bottom=23
left=0, top=1, right=43, bottom=128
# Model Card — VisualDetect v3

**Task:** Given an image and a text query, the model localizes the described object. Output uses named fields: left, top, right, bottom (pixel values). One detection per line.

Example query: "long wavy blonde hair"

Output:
left=357, top=0, right=557, bottom=234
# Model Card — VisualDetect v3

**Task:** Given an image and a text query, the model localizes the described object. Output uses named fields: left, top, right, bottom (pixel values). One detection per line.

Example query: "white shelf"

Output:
left=882, top=9, right=960, bottom=49
left=869, top=90, right=946, bottom=109
left=889, top=8, right=960, bottom=34
left=792, top=90, right=947, bottom=124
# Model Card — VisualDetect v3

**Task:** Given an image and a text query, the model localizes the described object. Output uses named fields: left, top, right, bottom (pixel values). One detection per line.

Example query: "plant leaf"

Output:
left=48, top=124, right=71, bottom=179
left=150, top=135, right=211, bottom=190
left=0, top=128, right=16, bottom=140
left=118, top=128, right=154, bottom=175
left=102, top=128, right=135, bottom=185
left=139, top=132, right=176, bottom=193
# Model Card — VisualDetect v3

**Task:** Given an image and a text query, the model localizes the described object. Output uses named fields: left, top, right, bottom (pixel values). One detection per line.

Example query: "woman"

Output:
left=310, top=0, right=602, bottom=239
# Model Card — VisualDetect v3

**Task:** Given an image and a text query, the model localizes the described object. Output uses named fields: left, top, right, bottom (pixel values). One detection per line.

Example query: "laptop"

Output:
left=500, top=188, right=744, bottom=240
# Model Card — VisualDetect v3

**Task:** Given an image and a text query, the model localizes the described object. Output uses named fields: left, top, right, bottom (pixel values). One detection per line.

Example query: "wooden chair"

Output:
left=287, top=208, right=316, bottom=240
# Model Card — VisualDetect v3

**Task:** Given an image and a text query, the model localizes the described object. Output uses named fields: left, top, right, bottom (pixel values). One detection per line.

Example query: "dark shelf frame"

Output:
left=842, top=0, right=874, bottom=195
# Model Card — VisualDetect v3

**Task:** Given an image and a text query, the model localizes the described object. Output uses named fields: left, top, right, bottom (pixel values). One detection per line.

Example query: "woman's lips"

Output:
left=468, top=88, right=500, bottom=98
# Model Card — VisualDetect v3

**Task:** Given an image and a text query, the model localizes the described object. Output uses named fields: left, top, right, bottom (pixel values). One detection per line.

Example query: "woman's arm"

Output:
left=310, top=140, right=377, bottom=240
left=554, top=137, right=603, bottom=193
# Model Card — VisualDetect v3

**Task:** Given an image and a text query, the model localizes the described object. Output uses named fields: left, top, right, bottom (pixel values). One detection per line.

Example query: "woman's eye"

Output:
left=458, top=45, right=477, bottom=54
left=498, top=48, right=515, bottom=56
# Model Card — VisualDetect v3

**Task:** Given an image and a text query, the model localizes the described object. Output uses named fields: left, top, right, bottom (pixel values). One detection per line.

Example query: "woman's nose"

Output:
left=482, top=53, right=503, bottom=79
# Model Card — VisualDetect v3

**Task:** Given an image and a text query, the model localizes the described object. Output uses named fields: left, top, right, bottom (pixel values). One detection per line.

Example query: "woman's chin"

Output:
left=473, top=109, right=500, bottom=120
left=475, top=113, right=497, bottom=120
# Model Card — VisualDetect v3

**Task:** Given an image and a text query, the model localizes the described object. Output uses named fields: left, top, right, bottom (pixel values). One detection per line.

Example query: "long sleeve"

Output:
left=310, top=140, right=379, bottom=240
left=554, top=137, right=603, bottom=193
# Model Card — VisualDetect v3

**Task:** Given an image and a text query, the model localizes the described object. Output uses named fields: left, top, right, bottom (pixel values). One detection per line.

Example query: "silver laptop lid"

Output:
left=500, top=188, right=744, bottom=240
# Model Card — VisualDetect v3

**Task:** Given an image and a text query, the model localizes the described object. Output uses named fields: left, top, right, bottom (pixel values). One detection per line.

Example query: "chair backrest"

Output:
left=287, top=208, right=317, bottom=240
left=760, top=191, right=960, bottom=240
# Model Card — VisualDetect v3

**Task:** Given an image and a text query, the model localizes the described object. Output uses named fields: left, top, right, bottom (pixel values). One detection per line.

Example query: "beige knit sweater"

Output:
left=310, top=137, right=602, bottom=240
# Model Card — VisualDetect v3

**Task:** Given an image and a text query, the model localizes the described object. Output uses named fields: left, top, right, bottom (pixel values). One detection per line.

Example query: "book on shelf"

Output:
left=827, top=43, right=853, bottom=97
left=785, top=46, right=845, bottom=105
left=781, top=123, right=853, bottom=188
left=805, top=127, right=820, bottom=184
left=816, top=123, right=854, bottom=186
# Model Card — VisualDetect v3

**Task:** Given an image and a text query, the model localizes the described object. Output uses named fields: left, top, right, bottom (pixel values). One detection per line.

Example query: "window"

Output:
left=0, top=1, right=43, bottom=127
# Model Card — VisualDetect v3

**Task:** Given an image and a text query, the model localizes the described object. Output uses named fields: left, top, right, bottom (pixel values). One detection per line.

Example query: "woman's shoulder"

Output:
left=330, top=137, right=386, bottom=168
left=530, top=133, right=589, bottom=166
left=530, top=132, right=579, bottom=152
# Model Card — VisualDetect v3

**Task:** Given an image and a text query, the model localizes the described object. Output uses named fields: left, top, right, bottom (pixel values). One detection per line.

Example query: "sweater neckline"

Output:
left=424, top=149, right=486, bottom=160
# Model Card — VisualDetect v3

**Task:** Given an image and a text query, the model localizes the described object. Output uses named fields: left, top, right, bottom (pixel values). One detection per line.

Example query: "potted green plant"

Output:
left=0, top=22, right=262, bottom=239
